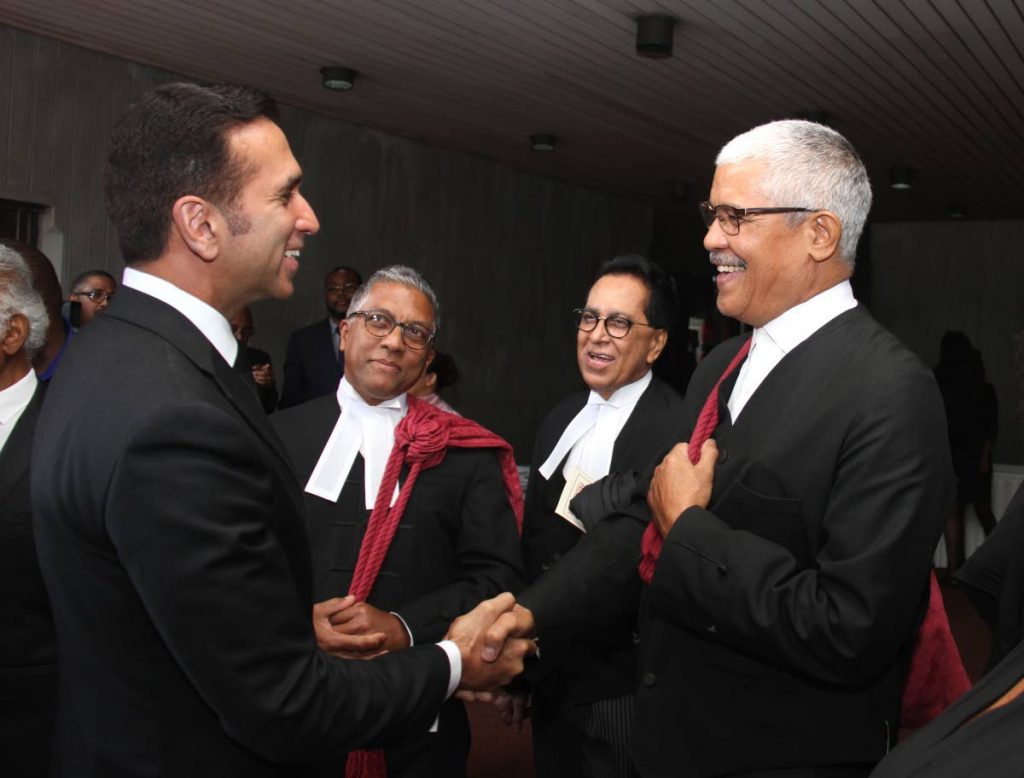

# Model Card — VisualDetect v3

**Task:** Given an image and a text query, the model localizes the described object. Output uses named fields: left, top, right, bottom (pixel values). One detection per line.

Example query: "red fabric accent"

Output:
left=344, top=394, right=523, bottom=778
left=900, top=572, right=972, bottom=729
left=638, top=336, right=751, bottom=584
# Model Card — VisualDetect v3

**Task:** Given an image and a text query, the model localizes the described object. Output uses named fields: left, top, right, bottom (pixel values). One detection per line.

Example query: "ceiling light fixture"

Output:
left=889, top=166, right=915, bottom=190
left=636, top=14, right=677, bottom=58
left=530, top=134, right=559, bottom=152
left=947, top=201, right=968, bottom=219
left=320, top=66, right=357, bottom=91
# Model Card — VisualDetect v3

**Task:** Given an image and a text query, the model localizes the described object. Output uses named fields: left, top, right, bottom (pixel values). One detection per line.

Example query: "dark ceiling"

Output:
left=3, top=0, right=1022, bottom=221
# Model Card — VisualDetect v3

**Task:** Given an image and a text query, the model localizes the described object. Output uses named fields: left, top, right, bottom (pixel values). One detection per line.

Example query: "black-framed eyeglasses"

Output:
left=698, top=201, right=815, bottom=235
left=326, top=283, right=360, bottom=294
left=349, top=310, right=436, bottom=350
left=573, top=308, right=654, bottom=339
left=71, top=289, right=115, bottom=304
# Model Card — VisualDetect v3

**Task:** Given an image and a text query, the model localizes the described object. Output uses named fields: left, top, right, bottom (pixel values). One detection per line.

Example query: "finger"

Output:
left=481, top=611, right=519, bottom=662
left=330, top=601, right=365, bottom=625
left=314, top=595, right=355, bottom=619
left=321, top=630, right=386, bottom=652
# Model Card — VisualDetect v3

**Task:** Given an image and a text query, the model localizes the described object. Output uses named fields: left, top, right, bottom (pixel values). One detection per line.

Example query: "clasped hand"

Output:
left=445, top=593, right=537, bottom=695
left=313, top=595, right=410, bottom=660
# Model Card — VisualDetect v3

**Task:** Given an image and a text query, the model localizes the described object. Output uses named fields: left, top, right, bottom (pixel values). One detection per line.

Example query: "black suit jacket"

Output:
left=237, top=345, right=278, bottom=414
left=275, top=395, right=525, bottom=774
left=279, top=318, right=343, bottom=409
left=0, top=379, right=56, bottom=778
left=32, top=287, right=450, bottom=777
left=522, top=376, right=686, bottom=703
left=521, top=306, right=953, bottom=777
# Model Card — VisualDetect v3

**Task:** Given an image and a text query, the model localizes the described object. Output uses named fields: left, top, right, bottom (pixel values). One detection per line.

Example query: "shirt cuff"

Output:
left=437, top=639, right=462, bottom=700
left=390, top=611, right=414, bottom=646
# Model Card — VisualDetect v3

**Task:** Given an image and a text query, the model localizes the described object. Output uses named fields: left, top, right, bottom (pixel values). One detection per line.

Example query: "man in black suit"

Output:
left=521, top=254, right=685, bottom=778
left=279, top=265, right=362, bottom=408
left=31, top=81, right=529, bottom=777
left=481, top=119, right=953, bottom=777
left=0, top=245, right=55, bottom=778
left=230, top=304, right=278, bottom=413
left=275, top=264, right=525, bottom=777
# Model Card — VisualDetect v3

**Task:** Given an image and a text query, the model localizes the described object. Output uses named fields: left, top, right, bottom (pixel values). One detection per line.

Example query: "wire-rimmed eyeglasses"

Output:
left=699, top=201, right=815, bottom=235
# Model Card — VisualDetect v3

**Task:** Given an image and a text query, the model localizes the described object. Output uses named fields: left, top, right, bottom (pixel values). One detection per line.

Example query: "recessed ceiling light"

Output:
left=321, top=66, right=357, bottom=91
left=530, top=134, right=559, bottom=152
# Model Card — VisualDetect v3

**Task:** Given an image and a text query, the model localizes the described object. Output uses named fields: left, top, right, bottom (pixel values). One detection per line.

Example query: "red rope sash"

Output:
left=345, top=395, right=522, bottom=778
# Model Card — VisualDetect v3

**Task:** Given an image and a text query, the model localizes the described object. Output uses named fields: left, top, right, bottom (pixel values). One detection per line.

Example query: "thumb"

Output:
left=696, top=438, right=719, bottom=472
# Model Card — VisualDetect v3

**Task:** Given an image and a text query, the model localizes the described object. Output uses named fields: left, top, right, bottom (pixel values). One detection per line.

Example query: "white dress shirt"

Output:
left=0, top=368, right=38, bottom=454
left=122, top=267, right=238, bottom=366
left=728, top=280, right=858, bottom=421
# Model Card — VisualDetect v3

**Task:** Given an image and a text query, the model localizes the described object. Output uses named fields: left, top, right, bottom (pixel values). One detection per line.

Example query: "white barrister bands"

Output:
left=304, top=376, right=404, bottom=508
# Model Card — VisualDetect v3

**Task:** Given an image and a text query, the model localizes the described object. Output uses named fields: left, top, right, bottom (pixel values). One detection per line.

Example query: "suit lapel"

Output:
left=107, top=288, right=302, bottom=513
left=0, top=382, right=44, bottom=504
left=610, top=376, right=666, bottom=471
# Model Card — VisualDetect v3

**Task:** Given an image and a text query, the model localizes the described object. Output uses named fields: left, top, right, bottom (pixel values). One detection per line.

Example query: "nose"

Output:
left=703, top=218, right=728, bottom=251
left=587, top=320, right=610, bottom=343
left=294, top=191, right=320, bottom=236
left=380, top=323, right=405, bottom=351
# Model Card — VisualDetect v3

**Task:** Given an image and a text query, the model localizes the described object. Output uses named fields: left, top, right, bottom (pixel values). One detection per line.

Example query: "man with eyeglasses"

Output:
left=478, top=120, right=954, bottom=777
left=67, top=269, right=117, bottom=327
left=279, top=265, right=362, bottom=408
left=515, top=253, right=685, bottom=778
left=274, top=264, right=526, bottom=778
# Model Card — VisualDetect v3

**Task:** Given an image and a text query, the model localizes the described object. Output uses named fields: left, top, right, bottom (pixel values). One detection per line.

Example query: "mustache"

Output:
left=709, top=250, right=747, bottom=268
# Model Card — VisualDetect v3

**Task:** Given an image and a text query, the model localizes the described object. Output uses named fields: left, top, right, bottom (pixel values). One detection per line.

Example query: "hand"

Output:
left=329, top=600, right=411, bottom=653
left=312, top=596, right=388, bottom=659
left=251, top=363, right=274, bottom=386
left=492, top=689, right=530, bottom=732
left=647, top=440, right=718, bottom=538
left=445, top=593, right=536, bottom=693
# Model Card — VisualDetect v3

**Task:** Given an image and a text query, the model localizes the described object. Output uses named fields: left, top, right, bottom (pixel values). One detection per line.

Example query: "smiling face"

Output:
left=339, top=281, right=436, bottom=405
left=325, top=269, right=361, bottom=319
left=217, top=118, right=320, bottom=305
left=576, top=273, right=666, bottom=399
left=705, top=160, right=822, bottom=328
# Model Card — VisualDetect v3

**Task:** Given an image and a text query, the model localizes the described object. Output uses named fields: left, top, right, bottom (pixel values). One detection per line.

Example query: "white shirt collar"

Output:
left=122, top=267, right=238, bottom=366
left=758, top=280, right=857, bottom=355
left=0, top=368, right=37, bottom=426
left=0, top=368, right=38, bottom=455
left=584, top=369, right=652, bottom=409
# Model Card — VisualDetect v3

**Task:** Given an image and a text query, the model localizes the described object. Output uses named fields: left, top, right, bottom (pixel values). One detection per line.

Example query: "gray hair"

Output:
left=347, top=265, right=441, bottom=332
left=716, top=120, right=872, bottom=266
left=0, top=245, right=50, bottom=358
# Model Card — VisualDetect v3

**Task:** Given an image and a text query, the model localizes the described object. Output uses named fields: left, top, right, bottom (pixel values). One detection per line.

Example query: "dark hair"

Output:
left=426, top=351, right=459, bottom=390
left=326, top=266, right=362, bottom=283
left=593, top=253, right=678, bottom=331
left=71, top=269, right=117, bottom=291
left=105, top=82, right=279, bottom=265
left=0, top=238, right=63, bottom=318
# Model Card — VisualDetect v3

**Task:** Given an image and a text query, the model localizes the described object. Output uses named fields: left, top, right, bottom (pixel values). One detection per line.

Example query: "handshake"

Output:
left=314, top=592, right=537, bottom=694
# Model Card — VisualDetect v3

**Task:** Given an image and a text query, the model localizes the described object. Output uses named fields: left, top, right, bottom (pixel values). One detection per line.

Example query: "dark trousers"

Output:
left=532, top=685, right=637, bottom=778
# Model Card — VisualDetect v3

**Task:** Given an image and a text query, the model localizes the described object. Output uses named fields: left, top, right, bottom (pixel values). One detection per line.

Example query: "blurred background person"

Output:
left=279, top=265, right=362, bottom=408
left=230, top=305, right=277, bottom=414
left=408, top=349, right=460, bottom=414
left=934, top=330, right=998, bottom=575
left=68, top=269, right=117, bottom=327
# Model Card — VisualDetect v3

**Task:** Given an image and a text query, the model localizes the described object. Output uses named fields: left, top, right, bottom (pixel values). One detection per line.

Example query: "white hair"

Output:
left=0, top=245, right=49, bottom=358
left=716, top=119, right=872, bottom=266
left=347, top=265, right=440, bottom=331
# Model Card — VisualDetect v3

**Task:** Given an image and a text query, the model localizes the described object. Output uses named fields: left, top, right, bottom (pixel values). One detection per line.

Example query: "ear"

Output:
left=171, top=196, right=220, bottom=263
left=1, top=312, right=29, bottom=356
left=339, top=318, right=351, bottom=353
left=646, top=328, right=668, bottom=365
left=807, top=211, right=842, bottom=263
